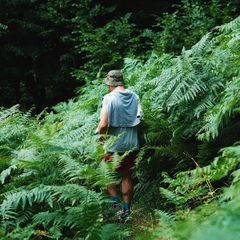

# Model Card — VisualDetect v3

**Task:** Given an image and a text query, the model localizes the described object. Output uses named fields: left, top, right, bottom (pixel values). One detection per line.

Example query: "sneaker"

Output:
left=113, top=202, right=120, bottom=210
left=107, top=203, right=122, bottom=222
left=113, top=203, right=121, bottom=216
left=121, top=209, right=131, bottom=222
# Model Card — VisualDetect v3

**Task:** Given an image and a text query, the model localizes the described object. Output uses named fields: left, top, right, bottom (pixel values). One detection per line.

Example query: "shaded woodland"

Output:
left=1, top=0, right=237, bottom=113
left=1, top=1, right=240, bottom=239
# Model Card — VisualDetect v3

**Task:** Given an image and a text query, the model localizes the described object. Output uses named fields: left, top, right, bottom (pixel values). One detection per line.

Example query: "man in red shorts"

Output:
left=97, top=70, right=142, bottom=221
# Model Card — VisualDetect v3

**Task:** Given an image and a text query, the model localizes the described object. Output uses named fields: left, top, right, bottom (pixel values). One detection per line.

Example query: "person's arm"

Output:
left=97, top=99, right=108, bottom=134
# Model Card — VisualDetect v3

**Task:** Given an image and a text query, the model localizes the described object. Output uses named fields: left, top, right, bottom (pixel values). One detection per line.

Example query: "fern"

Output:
left=155, top=209, right=175, bottom=222
left=0, top=165, right=17, bottom=185
left=158, top=141, right=240, bottom=214
left=0, top=105, right=35, bottom=145
left=217, top=16, right=240, bottom=34
left=1, top=183, right=107, bottom=239
left=198, top=76, right=240, bottom=140
left=191, top=32, right=211, bottom=56
left=1, top=14, right=240, bottom=240
left=6, top=223, right=39, bottom=240
left=100, top=223, right=131, bottom=240
left=0, top=104, right=20, bottom=122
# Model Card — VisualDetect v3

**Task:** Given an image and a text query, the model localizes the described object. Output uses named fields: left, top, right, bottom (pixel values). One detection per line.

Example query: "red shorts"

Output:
left=105, top=152, right=138, bottom=171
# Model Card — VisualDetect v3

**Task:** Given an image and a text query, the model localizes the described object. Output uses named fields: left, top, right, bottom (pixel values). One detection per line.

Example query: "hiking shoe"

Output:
left=113, top=203, right=122, bottom=218
left=121, top=209, right=131, bottom=222
left=107, top=203, right=122, bottom=222
left=113, top=202, right=120, bottom=210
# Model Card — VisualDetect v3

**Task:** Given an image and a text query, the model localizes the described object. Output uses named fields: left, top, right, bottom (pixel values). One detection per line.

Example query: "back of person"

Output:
left=103, top=88, right=140, bottom=153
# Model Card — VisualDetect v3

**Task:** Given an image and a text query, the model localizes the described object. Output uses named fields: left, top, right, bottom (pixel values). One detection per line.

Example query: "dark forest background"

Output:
left=0, top=0, right=239, bottom=114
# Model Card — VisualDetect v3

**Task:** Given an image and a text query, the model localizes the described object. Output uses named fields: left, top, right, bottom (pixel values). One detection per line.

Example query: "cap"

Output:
left=105, top=70, right=125, bottom=86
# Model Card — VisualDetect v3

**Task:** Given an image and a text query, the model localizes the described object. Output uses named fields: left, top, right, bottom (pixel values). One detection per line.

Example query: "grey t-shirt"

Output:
left=103, top=89, right=140, bottom=153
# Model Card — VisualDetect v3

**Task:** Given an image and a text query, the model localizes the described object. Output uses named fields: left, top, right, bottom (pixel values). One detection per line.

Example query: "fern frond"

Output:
left=191, top=32, right=211, bottom=56
left=159, top=187, right=182, bottom=206
left=33, top=210, right=63, bottom=226
left=100, top=223, right=131, bottom=240
left=0, top=104, right=20, bottom=122
left=198, top=76, right=240, bottom=140
left=15, top=207, right=35, bottom=226
left=193, top=94, right=215, bottom=118
left=150, top=56, right=208, bottom=114
left=31, top=185, right=105, bottom=239
left=5, top=223, right=38, bottom=240
left=216, top=16, right=240, bottom=34
left=1, top=185, right=53, bottom=220
left=15, top=108, right=33, bottom=127
left=0, top=165, right=17, bottom=184
left=66, top=113, right=98, bottom=140
left=155, top=209, right=175, bottom=222
left=51, top=184, right=105, bottom=206
left=0, top=104, right=34, bottom=146
left=188, top=143, right=240, bottom=185
left=0, top=203, right=17, bottom=228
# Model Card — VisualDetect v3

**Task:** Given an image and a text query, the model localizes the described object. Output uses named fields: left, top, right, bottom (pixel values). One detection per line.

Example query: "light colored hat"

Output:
left=105, top=70, right=125, bottom=86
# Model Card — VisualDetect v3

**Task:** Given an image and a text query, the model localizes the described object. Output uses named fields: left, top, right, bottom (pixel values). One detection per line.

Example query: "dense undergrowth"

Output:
left=1, top=16, right=240, bottom=240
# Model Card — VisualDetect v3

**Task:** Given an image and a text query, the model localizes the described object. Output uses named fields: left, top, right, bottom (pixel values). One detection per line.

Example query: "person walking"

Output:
left=97, top=70, right=142, bottom=221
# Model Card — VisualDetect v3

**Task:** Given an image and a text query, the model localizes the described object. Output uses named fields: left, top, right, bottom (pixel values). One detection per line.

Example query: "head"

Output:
left=105, top=70, right=125, bottom=87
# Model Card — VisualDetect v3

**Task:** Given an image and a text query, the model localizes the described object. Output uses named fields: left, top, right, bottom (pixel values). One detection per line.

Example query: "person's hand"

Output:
left=99, top=136, right=106, bottom=145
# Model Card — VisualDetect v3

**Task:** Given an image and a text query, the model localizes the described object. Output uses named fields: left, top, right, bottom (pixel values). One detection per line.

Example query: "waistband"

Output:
left=107, top=151, right=139, bottom=155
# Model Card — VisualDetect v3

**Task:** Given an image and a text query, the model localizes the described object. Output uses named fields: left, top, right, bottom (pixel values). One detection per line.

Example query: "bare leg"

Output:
left=121, top=170, right=134, bottom=204
left=107, top=184, right=118, bottom=197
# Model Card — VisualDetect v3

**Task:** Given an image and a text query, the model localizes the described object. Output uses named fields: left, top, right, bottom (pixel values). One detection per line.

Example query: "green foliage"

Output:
left=150, top=0, right=239, bottom=54
left=198, top=17, right=240, bottom=140
left=71, top=9, right=149, bottom=83
left=1, top=6, right=240, bottom=240
left=0, top=82, right=128, bottom=238
left=124, top=16, right=240, bottom=239
left=1, top=0, right=239, bottom=114
left=0, top=23, right=7, bottom=36
left=124, top=16, right=240, bottom=168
